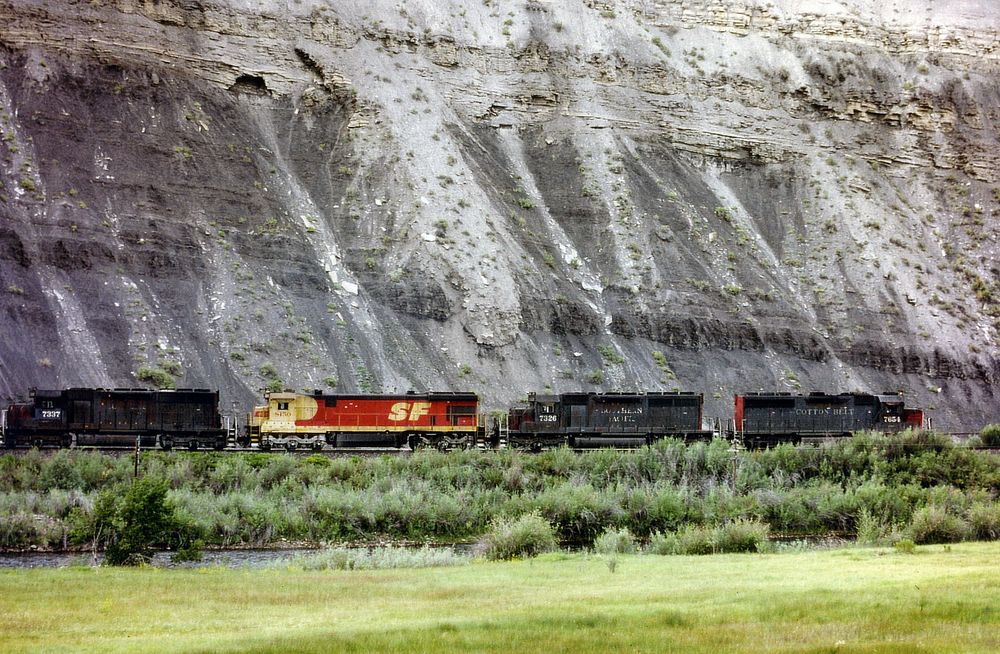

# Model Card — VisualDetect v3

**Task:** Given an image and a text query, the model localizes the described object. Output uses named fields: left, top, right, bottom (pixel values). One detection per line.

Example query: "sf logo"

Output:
left=388, top=402, right=431, bottom=421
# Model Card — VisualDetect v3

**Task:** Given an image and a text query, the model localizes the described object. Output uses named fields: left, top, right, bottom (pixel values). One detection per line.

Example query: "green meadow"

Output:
left=2, top=542, right=998, bottom=653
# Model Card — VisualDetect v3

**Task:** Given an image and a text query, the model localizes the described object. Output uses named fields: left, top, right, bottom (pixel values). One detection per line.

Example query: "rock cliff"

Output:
left=1, top=0, right=998, bottom=428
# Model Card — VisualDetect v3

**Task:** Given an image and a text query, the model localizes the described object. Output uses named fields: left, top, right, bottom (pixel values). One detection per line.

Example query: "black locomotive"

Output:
left=1, top=388, right=227, bottom=450
left=506, top=392, right=713, bottom=450
left=735, top=392, right=925, bottom=448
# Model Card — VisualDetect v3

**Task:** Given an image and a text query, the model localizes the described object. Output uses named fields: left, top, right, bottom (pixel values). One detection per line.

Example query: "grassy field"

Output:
left=1, top=543, right=998, bottom=653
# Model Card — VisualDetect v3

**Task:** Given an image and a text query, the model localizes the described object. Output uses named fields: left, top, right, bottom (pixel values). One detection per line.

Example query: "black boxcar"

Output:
left=2, top=388, right=226, bottom=449
left=507, top=392, right=712, bottom=450
left=735, top=391, right=924, bottom=447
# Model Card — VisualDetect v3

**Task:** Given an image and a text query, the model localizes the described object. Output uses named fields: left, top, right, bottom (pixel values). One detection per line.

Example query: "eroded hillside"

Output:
left=1, top=0, right=998, bottom=428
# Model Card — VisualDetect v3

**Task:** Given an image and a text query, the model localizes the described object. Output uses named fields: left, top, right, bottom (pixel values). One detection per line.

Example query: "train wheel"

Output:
left=188, top=441, right=198, bottom=451
left=311, top=442, right=324, bottom=452
left=408, top=434, right=433, bottom=450
left=285, top=441, right=297, bottom=452
left=161, top=437, right=173, bottom=451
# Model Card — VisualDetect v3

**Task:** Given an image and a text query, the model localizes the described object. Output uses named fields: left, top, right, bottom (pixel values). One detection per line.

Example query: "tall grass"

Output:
left=1, top=431, right=998, bottom=551
left=286, top=545, right=470, bottom=570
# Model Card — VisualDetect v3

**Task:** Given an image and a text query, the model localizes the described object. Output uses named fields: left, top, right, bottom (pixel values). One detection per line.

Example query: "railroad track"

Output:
left=0, top=445, right=414, bottom=458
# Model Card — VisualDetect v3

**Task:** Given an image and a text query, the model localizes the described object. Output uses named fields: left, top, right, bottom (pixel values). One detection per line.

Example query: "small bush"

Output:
left=713, top=519, right=769, bottom=553
left=906, top=505, right=969, bottom=544
left=894, top=538, right=916, bottom=554
left=674, top=525, right=715, bottom=555
left=136, top=367, right=175, bottom=389
left=0, top=512, right=65, bottom=548
left=967, top=502, right=1000, bottom=541
left=646, top=531, right=679, bottom=555
left=646, top=520, right=767, bottom=555
left=593, top=526, right=637, bottom=555
left=980, top=424, right=1000, bottom=447
left=480, top=513, right=557, bottom=560
left=855, top=507, right=896, bottom=546
left=290, top=546, right=469, bottom=571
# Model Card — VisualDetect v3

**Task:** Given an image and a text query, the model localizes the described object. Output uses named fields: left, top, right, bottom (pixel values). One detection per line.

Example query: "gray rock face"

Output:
left=0, top=0, right=998, bottom=428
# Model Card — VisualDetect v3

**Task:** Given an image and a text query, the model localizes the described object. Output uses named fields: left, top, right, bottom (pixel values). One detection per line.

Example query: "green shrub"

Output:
left=73, top=478, right=201, bottom=565
left=136, top=367, right=175, bottom=389
left=646, top=520, right=767, bottom=555
left=0, top=512, right=65, bottom=548
left=480, top=513, right=558, bottom=560
left=531, top=481, right=622, bottom=543
left=893, top=538, right=916, bottom=554
left=713, top=519, right=769, bottom=553
left=855, top=507, right=895, bottom=546
left=646, top=530, right=679, bottom=555
left=980, top=424, right=1000, bottom=447
left=674, top=525, right=714, bottom=555
left=967, top=502, right=1000, bottom=541
left=593, top=526, right=637, bottom=554
left=906, top=505, right=969, bottom=545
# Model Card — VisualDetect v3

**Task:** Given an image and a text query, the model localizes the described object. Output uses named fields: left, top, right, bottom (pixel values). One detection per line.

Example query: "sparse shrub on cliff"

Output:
left=714, top=206, right=733, bottom=222
left=159, top=359, right=182, bottom=376
left=597, top=345, right=624, bottom=364
left=651, top=36, right=671, bottom=57
left=137, top=367, right=175, bottom=389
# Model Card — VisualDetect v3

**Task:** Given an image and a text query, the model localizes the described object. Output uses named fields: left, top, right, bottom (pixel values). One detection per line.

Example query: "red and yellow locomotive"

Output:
left=242, top=390, right=481, bottom=451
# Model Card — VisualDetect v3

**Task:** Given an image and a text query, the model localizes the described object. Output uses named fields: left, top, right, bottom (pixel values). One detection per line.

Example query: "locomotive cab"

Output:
left=876, top=394, right=924, bottom=431
left=7, top=390, right=70, bottom=447
left=257, top=392, right=325, bottom=451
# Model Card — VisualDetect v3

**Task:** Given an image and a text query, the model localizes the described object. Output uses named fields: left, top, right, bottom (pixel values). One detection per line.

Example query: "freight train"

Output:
left=0, top=387, right=925, bottom=451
